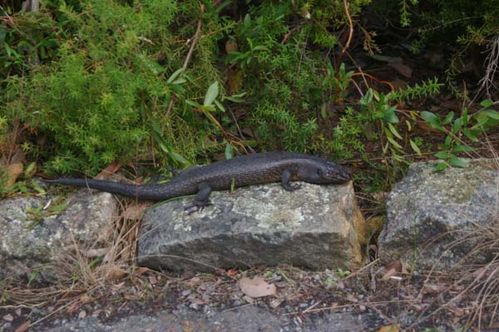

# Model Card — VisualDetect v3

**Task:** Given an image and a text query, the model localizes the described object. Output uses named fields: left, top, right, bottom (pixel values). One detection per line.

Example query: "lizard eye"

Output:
left=316, top=168, right=323, bottom=177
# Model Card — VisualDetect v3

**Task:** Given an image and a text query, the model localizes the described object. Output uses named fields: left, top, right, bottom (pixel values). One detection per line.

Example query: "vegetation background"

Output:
left=0, top=0, right=498, bottom=194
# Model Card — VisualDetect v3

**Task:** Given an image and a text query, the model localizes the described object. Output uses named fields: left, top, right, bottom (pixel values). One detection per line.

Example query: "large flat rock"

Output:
left=379, top=159, right=498, bottom=270
left=137, top=182, right=365, bottom=272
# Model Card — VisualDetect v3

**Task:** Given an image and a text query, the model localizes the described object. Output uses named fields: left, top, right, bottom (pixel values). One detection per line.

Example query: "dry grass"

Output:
left=0, top=199, right=156, bottom=329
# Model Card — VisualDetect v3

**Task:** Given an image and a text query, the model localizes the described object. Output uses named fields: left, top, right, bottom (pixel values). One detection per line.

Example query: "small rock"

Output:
left=379, top=159, right=498, bottom=270
left=0, top=187, right=118, bottom=282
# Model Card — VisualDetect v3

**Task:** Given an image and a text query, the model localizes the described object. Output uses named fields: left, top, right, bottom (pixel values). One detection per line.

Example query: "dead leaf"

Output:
left=378, top=324, right=399, bottom=332
left=226, top=68, right=243, bottom=94
left=382, top=260, right=402, bottom=280
left=388, top=62, right=413, bottom=78
left=79, top=294, right=92, bottom=304
left=225, top=40, right=238, bottom=54
left=186, top=277, right=202, bottom=287
left=422, top=283, right=446, bottom=294
left=121, top=202, right=150, bottom=220
left=14, top=321, right=30, bottom=332
left=78, top=310, right=87, bottom=319
left=148, top=275, right=158, bottom=285
left=5, top=163, right=23, bottom=187
left=95, top=162, right=121, bottom=179
left=3, top=314, right=14, bottom=322
left=104, top=265, right=127, bottom=281
left=226, top=269, right=239, bottom=277
left=135, top=266, right=151, bottom=275
left=238, top=276, right=276, bottom=298
left=270, top=298, right=283, bottom=308
left=67, top=301, right=80, bottom=314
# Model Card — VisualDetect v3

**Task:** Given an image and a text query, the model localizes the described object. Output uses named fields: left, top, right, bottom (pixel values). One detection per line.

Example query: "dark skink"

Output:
left=43, top=152, right=351, bottom=208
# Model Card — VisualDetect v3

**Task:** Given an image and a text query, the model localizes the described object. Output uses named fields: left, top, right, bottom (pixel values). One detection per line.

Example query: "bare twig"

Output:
left=474, top=35, right=499, bottom=101
left=166, top=8, right=204, bottom=117
left=341, top=0, right=353, bottom=54
left=181, top=20, right=203, bottom=72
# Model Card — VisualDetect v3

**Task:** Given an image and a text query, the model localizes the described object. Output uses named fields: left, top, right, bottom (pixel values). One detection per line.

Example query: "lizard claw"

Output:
left=184, top=199, right=211, bottom=215
left=282, top=183, right=301, bottom=192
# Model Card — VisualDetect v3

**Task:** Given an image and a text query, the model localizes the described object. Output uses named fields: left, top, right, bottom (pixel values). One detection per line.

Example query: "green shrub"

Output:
left=1, top=0, right=227, bottom=174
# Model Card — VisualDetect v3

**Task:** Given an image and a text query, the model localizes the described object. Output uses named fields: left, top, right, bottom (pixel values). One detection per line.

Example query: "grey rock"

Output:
left=0, top=189, right=117, bottom=282
left=379, top=159, right=499, bottom=270
left=138, top=182, right=365, bottom=272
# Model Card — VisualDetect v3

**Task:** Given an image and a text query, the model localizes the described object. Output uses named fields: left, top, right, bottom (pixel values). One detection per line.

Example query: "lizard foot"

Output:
left=282, top=183, right=302, bottom=192
left=184, top=199, right=211, bottom=215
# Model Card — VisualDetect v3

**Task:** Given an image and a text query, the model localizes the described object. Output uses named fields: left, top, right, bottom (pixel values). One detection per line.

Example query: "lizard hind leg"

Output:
left=281, top=169, right=301, bottom=191
left=184, top=182, right=213, bottom=214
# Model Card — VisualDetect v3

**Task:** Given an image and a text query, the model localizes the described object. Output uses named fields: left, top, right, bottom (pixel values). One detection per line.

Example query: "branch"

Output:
left=341, top=0, right=353, bottom=54
left=166, top=15, right=203, bottom=116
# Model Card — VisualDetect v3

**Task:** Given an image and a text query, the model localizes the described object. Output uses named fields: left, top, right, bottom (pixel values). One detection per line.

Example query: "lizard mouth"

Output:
left=331, top=167, right=352, bottom=183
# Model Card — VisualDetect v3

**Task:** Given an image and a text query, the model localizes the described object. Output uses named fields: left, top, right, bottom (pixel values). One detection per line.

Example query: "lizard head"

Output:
left=298, top=158, right=351, bottom=184
left=318, top=162, right=351, bottom=184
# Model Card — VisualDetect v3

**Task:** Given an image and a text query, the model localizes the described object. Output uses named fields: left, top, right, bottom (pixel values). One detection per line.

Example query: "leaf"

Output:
left=5, top=163, right=24, bottom=187
left=96, top=162, right=121, bottom=179
left=238, top=276, right=276, bottom=298
left=151, top=123, right=190, bottom=166
left=204, top=81, right=219, bottom=106
left=442, top=111, right=455, bottom=125
left=121, top=202, right=149, bottom=220
left=420, top=111, right=442, bottom=129
left=383, top=107, right=399, bottom=123
left=451, top=117, right=463, bottom=133
left=434, top=151, right=450, bottom=159
left=214, top=99, right=226, bottom=112
left=360, top=89, right=374, bottom=107
left=24, top=162, right=37, bottom=178
left=388, top=61, right=413, bottom=78
left=167, top=68, right=184, bottom=84
left=405, top=119, right=412, bottom=131
left=452, top=144, right=474, bottom=153
left=378, top=324, right=400, bottom=332
left=463, top=128, right=479, bottom=142
left=224, top=143, right=234, bottom=160
left=387, top=123, right=402, bottom=140
left=382, top=260, right=403, bottom=280
left=480, top=99, right=493, bottom=108
left=186, top=99, right=201, bottom=108
left=449, top=156, right=469, bottom=168
left=224, top=92, right=247, bottom=103
left=14, top=321, right=30, bottom=332
left=409, top=139, right=421, bottom=155
left=482, top=109, right=499, bottom=120
left=434, top=161, right=449, bottom=171
left=385, top=133, right=402, bottom=150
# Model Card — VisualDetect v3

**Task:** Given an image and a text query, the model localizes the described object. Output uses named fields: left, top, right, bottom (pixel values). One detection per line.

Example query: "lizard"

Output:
left=43, top=152, right=351, bottom=211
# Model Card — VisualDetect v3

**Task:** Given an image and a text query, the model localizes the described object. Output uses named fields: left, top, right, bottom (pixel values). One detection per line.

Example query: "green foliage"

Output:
left=327, top=78, right=442, bottom=163
left=327, top=107, right=366, bottom=159
left=1, top=0, right=228, bottom=174
left=227, top=0, right=370, bottom=151
left=389, top=78, right=442, bottom=102
left=252, top=103, right=317, bottom=152
left=323, top=62, right=354, bottom=103
left=399, top=0, right=419, bottom=27
left=421, top=100, right=499, bottom=170
left=0, top=8, right=59, bottom=78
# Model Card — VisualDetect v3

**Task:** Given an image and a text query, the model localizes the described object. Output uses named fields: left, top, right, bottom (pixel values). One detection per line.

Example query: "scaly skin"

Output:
left=43, top=152, right=351, bottom=203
